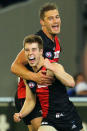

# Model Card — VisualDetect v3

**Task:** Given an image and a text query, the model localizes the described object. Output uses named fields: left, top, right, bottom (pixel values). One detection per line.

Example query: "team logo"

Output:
left=56, top=113, right=64, bottom=118
left=28, top=82, right=35, bottom=88
left=41, top=122, right=48, bottom=125
left=45, top=52, right=52, bottom=58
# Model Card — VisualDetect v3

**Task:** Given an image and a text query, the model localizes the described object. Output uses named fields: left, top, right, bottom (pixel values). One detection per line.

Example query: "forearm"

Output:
left=11, top=55, right=54, bottom=84
left=54, top=70, right=75, bottom=87
left=44, top=59, right=75, bottom=87
left=11, top=49, right=35, bottom=80
left=11, top=62, right=36, bottom=80
left=19, top=80, right=36, bottom=118
left=19, top=99, right=35, bottom=118
left=48, top=64, right=75, bottom=87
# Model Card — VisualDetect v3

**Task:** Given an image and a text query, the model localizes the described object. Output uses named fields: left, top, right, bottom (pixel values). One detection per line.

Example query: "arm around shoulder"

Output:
left=11, top=49, right=28, bottom=75
left=48, top=62, right=75, bottom=87
left=11, top=49, right=37, bottom=80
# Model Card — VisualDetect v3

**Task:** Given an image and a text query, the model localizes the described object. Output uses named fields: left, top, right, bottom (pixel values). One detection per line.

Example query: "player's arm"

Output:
left=11, top=49, right=53, bottom=85
left=19, top=80, right=36, bottom=118
left=11, top=49, right=35, bottom=80
left=44, top=59, right=75, bottom=87
left=13, top=80, right=36, bottom=122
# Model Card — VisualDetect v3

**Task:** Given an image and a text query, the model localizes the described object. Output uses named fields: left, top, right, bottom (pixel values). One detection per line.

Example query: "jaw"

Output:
left=51, top=25, right=60, bottom=34
left=43, top=25, right=60, bottom=40
left=32, top=56, right=44, bottom=72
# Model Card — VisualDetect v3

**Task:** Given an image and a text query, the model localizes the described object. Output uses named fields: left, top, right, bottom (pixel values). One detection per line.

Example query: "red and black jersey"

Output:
left=17, top=64, right=33, bottom=98
left=17, top=30, right=61, bottom=99
left=36, top=30, right=61, bottom=62
left=36, top=60, right=68, bottom=118
left=36, top=62, right=81, bottom=127
left=18, top=59, right=79, bottom=124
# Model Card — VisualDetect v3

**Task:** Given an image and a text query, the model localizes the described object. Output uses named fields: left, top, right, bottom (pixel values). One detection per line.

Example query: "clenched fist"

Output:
left=13, top=112, right=22, bottom=122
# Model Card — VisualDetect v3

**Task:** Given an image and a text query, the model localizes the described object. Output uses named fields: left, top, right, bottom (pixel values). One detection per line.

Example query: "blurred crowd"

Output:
left=67, top=43, right=87, bottom=97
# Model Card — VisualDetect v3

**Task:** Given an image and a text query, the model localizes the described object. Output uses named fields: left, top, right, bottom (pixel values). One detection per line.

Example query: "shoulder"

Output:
left=36, top=30, right=45, bottom=38
left=52, top=62, right=64, bottom=69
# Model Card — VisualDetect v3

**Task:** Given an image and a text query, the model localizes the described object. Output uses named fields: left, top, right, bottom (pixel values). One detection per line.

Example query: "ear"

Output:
left=40, top=49, right=43, bottom=55
left=40, top=19, right=45, bottom=26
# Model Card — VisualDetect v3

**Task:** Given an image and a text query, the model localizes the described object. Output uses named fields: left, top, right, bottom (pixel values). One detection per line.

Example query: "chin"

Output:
left=29, top=63, right=34, bottom=67
left=53, top=28, right=60, bottom=34
left=51, top=31, right=60, bottom=35
left=54, top=30, right=60, bottom=34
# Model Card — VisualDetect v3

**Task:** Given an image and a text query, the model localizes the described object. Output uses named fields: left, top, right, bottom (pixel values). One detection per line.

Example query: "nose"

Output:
left=54, top=17, right=61, bottom=23
left=26, top=50, right=32, bottom=57
left=29, top=50, right=33, bottom=55
left=53, top=17, right=58, bottom=23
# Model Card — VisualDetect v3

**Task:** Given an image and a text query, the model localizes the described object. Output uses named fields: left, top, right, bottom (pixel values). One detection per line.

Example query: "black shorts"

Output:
left=15, top=93, right=42, bottom=125
left=41, top=110, right=83, bottom=131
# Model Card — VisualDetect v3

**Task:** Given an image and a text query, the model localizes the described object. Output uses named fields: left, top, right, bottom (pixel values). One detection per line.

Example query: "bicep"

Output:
left=24, top=80, right=35, bottom=102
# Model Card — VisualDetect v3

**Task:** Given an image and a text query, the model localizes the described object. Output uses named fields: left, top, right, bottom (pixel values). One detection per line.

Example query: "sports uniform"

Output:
left=15, top=65, right=42, bottom=125
left=15, top=30, right=61, bottom=125
left=36, top=65, right=83, bottom=131
left=16, top=60, right=83, bottom=131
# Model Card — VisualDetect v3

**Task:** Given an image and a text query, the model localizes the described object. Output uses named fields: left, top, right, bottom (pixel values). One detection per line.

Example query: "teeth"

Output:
left=29, top=56, right=35, bottom=60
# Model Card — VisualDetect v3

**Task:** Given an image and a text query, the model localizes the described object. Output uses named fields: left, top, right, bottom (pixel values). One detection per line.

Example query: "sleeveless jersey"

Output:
left=17, top=30, right=61, bottom=99
left=36, top=63, right=81, bottom=127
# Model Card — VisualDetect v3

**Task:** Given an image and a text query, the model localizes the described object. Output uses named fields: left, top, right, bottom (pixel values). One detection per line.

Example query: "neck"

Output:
left=33, top=56, right=44, bottom=72
left=42, top=27, right=55, bottom=41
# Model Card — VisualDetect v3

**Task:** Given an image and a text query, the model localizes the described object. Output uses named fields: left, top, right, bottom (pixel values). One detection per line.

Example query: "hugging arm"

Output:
left=11, top=49, right=54, bottom=85
left=44, top=59, right=75, bottom=87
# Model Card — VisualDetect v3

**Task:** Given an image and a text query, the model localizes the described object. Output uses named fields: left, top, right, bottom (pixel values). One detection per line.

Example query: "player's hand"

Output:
left=33, top=70, right=54, bottom=85
left=13, top=113, right=22, bottom=122
left=44, top=58, right=54, bottom=70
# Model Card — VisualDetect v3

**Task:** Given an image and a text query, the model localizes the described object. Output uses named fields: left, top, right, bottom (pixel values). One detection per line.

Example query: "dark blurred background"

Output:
left=0, top=0, right=28, bottom=7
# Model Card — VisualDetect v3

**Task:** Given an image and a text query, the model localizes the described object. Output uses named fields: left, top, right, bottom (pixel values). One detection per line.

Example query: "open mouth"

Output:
left=28, top=56, right=35, bottom=63
left=52, top=25, right=59, bottom=30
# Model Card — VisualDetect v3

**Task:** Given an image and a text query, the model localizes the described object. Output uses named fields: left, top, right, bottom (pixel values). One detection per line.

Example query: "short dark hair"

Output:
left=39, top=3, right=58, bottom=20
left=23, top=34, right=43, bottom=49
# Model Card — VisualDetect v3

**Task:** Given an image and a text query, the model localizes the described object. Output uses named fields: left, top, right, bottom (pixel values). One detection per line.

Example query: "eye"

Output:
left=56, top=15, right=60, bottom=19
left=48, top=16, right=53, bottom=21
left=25, top=48, right=29, bottom=52
left=32, top=48, right=37, bottom=52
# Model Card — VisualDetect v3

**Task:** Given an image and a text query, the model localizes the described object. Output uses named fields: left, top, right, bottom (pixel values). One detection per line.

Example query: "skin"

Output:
left=75, top=75, right=85, bottom=85
left=24, top=43, right=43, bottom=68
left=40, top=9, right=61, bottom=40
left=11, top=9, right=61, bottom=85
left=75, top=74, right=87, bottom=96
left=14, top=41, right=75, bottom=131
left=12, top=8, right=61, bottom=131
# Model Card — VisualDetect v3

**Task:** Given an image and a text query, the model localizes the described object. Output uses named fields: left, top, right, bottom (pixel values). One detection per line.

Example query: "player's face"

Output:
left=24, top=43, right=43, bottom=67
left=41, top=9, right=61, bottom=35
